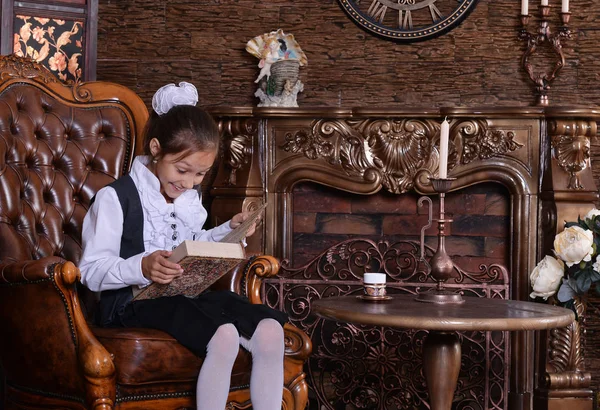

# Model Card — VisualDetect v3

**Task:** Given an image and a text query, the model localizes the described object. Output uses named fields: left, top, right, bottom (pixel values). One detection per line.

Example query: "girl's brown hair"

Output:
left=143, top=105, right=220, bottom=159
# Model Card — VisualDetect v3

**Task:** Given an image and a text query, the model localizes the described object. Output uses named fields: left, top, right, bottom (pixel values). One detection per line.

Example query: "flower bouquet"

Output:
left=530, top=208, right=600, bottom=309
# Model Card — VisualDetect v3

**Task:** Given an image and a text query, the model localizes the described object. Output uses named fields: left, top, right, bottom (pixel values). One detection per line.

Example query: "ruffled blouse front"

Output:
left=79, top=156, right=232, bottom=292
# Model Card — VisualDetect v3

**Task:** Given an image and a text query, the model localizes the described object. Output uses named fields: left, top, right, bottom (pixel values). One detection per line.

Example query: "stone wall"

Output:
left=96, top=0, right=600, bottom=109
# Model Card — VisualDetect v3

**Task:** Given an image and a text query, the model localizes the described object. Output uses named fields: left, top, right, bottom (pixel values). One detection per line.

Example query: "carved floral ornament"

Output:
left=0, top=53, right=57, bottom=83
left=0, top=54, right=93, bottom=102
left=281, top=118, right=523, bottom=194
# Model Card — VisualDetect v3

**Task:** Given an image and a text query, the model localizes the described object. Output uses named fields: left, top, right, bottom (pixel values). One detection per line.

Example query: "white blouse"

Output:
left=79, top=155, right=233, bottom=292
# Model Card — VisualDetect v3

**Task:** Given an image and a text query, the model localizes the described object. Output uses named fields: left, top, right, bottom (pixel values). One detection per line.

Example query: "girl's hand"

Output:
left=142, top=250, right=184, bottom=284
left=230, top=212, right=259, bottom=238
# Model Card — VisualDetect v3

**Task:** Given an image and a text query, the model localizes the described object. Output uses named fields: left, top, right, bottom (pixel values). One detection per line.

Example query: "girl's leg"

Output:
left=196, top=323, right=239, bottom=409
left=239, top=318, right=285, bottom=410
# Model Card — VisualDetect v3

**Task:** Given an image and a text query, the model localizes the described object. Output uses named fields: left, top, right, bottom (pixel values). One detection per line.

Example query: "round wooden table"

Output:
left=312, top=294, right=575, bottom=410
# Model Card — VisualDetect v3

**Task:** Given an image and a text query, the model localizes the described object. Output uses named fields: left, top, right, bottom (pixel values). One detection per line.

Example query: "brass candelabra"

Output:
left=519, top=5, right=571, bottom=106
left=417, top=177, right=464, bottom=304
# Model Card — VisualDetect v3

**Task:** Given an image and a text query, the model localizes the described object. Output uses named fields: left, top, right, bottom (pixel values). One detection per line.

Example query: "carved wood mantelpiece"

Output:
left=207, top=106, right=600, bottom=410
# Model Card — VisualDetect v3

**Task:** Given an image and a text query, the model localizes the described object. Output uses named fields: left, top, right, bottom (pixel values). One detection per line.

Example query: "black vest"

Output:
left=94, top=175, right=145, bottom=327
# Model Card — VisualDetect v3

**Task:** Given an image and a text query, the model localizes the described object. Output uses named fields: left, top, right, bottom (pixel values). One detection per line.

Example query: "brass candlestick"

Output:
left=519, top=6, right=572, bottom=106
left=416, top=177, right=464, bottom=304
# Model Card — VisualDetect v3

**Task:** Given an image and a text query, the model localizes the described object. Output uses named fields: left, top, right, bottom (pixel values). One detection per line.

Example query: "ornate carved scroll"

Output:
left=0, top=55, right=93, bottom=102
left=454, top=119, right=523, bottom=165
left=218, top=118, right=258, bottom=186
left=0, top=54, right=57, bottom=83
left=281, top=118, right=522, bottom=194
left=543, top=297, right=592, bottom=393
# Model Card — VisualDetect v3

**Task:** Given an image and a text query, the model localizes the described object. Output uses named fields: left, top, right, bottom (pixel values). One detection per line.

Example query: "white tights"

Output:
left=196, top=319, right=285, bottom=409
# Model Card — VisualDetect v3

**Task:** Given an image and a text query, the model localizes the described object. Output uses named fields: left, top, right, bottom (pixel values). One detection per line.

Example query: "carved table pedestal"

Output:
left=313, top=295, right=575, bottom=410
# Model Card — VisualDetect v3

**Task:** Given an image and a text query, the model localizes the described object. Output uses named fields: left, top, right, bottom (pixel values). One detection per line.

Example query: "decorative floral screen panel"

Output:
left=13, top=15, right=85, bottom=83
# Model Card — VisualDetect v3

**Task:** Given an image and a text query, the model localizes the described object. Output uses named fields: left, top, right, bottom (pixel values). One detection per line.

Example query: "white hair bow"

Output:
left=152, top=82, right=199, bottom=115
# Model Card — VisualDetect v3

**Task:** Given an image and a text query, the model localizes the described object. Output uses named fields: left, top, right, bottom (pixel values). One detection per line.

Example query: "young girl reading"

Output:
left=79, top=82, right=287, bottom=409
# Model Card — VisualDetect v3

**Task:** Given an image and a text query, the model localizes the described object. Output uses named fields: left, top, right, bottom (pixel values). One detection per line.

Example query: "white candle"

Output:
left=439, top=118, right=449, bottom=179
left=364, top=273, right=386, bottom=284
left=562, top=0, right=569, bottom=12
left=541, top=0, right=548, bottom=6
left=521, top=0, right=529, bottom=15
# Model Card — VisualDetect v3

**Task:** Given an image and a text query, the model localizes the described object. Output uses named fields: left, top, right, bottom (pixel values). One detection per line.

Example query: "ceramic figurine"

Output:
left=246, top=29, right=307, bottom=107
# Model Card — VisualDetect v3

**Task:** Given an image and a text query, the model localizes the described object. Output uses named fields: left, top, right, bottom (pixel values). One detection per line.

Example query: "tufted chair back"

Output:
left=0, top=56, right=311, bottom=410
left=0, top=58, right=143, bottom=267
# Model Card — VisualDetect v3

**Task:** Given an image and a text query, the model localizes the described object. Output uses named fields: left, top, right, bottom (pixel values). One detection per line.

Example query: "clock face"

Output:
left=338, top=0, right=479, bottom=42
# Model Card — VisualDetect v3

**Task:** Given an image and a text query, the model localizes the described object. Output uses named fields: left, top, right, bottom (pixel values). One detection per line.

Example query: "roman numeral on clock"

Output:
left=399, top=9, right=413, bottom=30
left=429, top=3, right=443, bottom=22
left=367, top=0, right=387, bottom=22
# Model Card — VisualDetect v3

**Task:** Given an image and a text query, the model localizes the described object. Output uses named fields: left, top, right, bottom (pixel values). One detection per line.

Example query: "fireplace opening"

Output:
left=264, top=181, right=512, bottom=409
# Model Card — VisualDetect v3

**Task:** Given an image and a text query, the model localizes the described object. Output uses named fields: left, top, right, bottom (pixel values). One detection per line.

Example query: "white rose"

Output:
left=584, top=208, right=600, bottom=222
left=529, top=255, right=565, bottom=299
left=593, top=254, right=600, bottom=272
left=553, top=226, right=594, bottom=267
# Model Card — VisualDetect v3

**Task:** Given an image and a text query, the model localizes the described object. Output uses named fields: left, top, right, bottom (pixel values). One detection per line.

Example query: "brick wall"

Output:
left=291, top=181, right=510, bottom=272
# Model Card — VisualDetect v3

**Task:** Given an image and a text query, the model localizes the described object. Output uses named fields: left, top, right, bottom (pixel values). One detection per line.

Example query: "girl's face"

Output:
left=152, top=149, right=217, bottom=202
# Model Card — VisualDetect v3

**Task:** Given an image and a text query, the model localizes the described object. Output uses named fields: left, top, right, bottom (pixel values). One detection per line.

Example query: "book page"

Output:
left=219, top=202, right=267, bottom=244
left=169, top=240, right=245, bottom=262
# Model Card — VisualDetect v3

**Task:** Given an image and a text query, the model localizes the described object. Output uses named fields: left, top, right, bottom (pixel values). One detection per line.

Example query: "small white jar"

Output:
left=363, top=273, right=387, bottom=297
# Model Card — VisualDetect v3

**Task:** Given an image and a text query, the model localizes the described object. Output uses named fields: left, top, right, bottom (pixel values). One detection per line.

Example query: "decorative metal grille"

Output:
left=264, top=238, right=510, bottom=410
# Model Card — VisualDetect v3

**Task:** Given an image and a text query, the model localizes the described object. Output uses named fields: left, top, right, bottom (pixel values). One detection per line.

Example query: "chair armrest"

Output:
left=0, top=258, right=116, bottom=409
left=283, top=323, right=312, bottom=363
left=0, top=256, right=63, bottom=283
left=211, top=255, right=280, bottom=302
left=245, top=255, right=280, bottom=304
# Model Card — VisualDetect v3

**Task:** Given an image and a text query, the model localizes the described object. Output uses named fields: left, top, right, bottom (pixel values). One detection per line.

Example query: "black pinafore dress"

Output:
left=94, top=175, right=287, bottom=357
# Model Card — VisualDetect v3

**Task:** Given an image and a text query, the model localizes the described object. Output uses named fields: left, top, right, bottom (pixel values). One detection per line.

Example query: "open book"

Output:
left=132, top=203, right=266, bottom=301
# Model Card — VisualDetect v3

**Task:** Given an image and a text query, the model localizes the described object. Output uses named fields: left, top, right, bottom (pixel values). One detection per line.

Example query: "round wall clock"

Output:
left=338, top=0, right=479, bottom=42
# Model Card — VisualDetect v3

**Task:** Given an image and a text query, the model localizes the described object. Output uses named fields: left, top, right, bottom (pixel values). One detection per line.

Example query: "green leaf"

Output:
left=594, top=217, right=600, bottom=233
left=590, top=270, right=600, bottom=282
left=576, top=275, right=593, bottom=293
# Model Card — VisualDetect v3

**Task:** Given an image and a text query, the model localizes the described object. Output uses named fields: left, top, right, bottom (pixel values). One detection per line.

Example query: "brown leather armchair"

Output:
left=0, top=55, right=311, bottom=410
